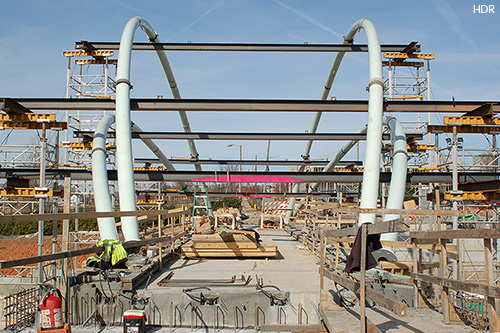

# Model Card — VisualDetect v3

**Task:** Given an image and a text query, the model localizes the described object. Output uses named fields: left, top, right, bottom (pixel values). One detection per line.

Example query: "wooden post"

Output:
left=171, top=216, right=174, bottom=253
left=62, top=177, right=71, bottom=323
left=320, top=231, right=325, bottom=291
left=62, top=177, right=71, bottom=251
left=440, top=238, right=450, bottom=323
left=360, top=223, right=367, bottom=333
left=312, top=217, right=317, bottom=254
left=181, top=205, right=186, bottom=243
left=158, top=203, right=162, bottom=272
left=412, top=241, right=419, bottom=308
left=335, top=192, right=342, bottom=274
left=484, top=238, right=500, bottom=332
left=439, top=238, right=462, bottom=324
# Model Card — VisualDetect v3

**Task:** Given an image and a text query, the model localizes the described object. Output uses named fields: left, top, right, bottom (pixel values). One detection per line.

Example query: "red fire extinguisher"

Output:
left=40, top=287, right=64, bottom=329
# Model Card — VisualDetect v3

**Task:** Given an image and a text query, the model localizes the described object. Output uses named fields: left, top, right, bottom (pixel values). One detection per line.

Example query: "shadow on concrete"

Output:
left=344, top=306, right=426, bottom=333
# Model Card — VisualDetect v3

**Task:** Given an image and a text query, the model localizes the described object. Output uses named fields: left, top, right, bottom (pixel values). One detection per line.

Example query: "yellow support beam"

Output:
left=383, top=52, right=435, bottom=60
left=332, top=167, right=363, bottom=173
left=386, top=95, right=423, bottom=101
left=137, top=200, right=164, bottom=205
left=0, top=112, right=65, bottom=130
left=133, top=166, right=166, bottom=171
left=428, top=125, right=500, bottom=134
left=75, top=59, right=118, bottom=65
left=0, top=121, right=67, bottom=130
left=444, top=116, right=500, bottom=126
left=63, top=50, right=114, bottom=57
left=444, top=191, right=500, bottom=201
left=0, top=113, right=56, bottom=122
left=0, top=187, right=53, bottom=197
left=384, top=144, right=435, bottom=152
left=81, top=93, right=114, bottom=99
left=61, top=141, right=115, bottom=151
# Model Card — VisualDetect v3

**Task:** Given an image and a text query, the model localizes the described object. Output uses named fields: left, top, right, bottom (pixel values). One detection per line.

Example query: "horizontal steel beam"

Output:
left=134, top=158, right=363, bottom=166
left=74, top=130, right=396, bottom=141
left=75, top=41, right=420, bottom=53
left=158, top=191, right=337, bottom=198
left=0, top=168, right=497, bottom=184
left=3, top=98, right=499, bottom=114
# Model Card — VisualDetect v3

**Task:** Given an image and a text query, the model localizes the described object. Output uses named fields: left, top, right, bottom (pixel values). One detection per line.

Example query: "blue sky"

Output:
left=0, top=0, right=499, bottom=169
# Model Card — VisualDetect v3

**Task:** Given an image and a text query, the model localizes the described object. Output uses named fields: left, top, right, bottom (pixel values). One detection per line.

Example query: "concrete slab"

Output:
left=321, top=305, right=481, bottom=333
left=149, top=228, right=320, bottom=294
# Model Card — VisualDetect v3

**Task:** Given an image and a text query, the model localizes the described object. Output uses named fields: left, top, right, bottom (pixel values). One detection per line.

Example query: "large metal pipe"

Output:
left=341, top=19, right=385, bottom=225
left=381, top=116, right=408, bottom=241
left=288, top=19, right=384, bottom=223
left=115, top=17, right=161, bottom=241
left=115, top=17, right=216, bottom=240
left=92, top=114, right=120, bottom=240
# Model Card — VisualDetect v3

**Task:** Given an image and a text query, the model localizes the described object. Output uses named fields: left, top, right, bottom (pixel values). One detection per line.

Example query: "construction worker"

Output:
left=86, top=239, right=128, bottom=270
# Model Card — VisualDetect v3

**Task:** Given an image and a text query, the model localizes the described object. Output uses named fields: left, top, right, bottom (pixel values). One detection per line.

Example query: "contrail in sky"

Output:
left=168, top=0, right=225, bottom=40
left=431, top=0, right=478, bottom=53
left=272, top=0, right=344, bottom=39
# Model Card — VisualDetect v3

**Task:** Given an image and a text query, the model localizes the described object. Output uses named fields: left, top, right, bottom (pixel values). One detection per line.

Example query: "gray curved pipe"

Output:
left=341, top=19, right=385, bottom=225
left=115, top=17, right=156, bottom=241
left=381, top=116, right=408, bottom=241
left=287, top=19, right=384, bottom=224
left=116, top=17, right=216, bottom=241
left=91, top=114, right=120, bottom=240
left=115, top=18, right=212, bottom=239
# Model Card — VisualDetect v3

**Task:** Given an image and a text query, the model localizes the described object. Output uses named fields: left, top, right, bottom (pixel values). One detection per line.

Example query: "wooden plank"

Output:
left=323, top=269, right=407, bottom=317
left=484, top=238, right=500, bottom=332
left=322, top=218, right=409, bottom=238
left=331, top=207, right=466, bottom=217
left=187, top=237, right=274, bottom=249
left=327, top=238, right=458, bottom=252
left=62, top=177, right=71, bottom=252
left=215, top=227, right=255, bottom=235
left=320, top=289, right=343, bottom=311
left=0, top=231, right=186, bottom=269
left=0, top=208, right=188, bottom=224
left=181, top=249, right=277, bottom=258
left=411, top=272, right=500, bottom=298
left=192, top=233, right=256, bottom=243
left=411, top=228, right=500, bottom=240
left=320, top=231, right=325, bottom=291
left=380, top=240, right=457, bottom=251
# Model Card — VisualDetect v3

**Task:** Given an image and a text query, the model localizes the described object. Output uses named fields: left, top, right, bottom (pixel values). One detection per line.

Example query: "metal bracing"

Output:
left=75, top=41, right=419, bottom=53
left=135, top=157, right=362, bottom=166
left=3, top=97, right=500, bottom=114
left=74, top=131, right=398, bottom=141
left=2, top=167, right=499, bottom=184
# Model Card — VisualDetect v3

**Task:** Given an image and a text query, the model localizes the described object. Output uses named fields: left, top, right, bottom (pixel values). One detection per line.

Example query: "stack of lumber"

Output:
left=181, top=229, right=278, bottom=259
left=378, top=261, right=413, bottom=276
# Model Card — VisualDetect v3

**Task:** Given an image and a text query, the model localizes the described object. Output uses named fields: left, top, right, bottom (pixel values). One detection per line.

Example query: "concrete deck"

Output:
left=149, top=228, right=320, bottom=294
left=321, top=306, right=481, bottom=333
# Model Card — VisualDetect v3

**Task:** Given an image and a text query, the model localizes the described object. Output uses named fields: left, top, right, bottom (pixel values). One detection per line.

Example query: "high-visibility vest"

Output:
left=87, top=240, right=128, bottom=269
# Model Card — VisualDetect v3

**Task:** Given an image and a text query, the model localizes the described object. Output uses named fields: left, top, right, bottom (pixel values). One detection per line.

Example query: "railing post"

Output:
left=360, top=223, right=367, bottom=333
left=484, top=238, right=500, bottom=331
